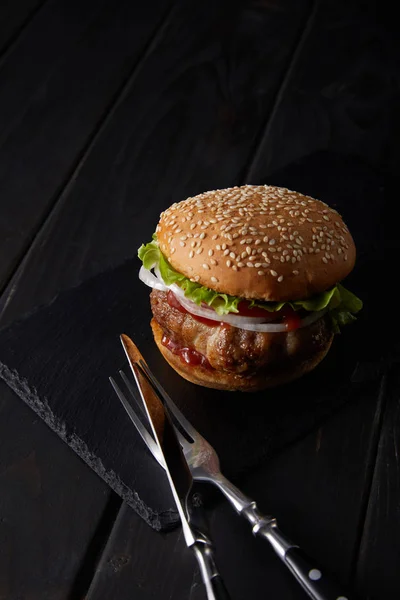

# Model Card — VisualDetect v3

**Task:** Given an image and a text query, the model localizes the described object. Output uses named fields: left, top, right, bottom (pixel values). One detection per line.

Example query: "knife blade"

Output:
left=120, top=334, right=230, bottom=600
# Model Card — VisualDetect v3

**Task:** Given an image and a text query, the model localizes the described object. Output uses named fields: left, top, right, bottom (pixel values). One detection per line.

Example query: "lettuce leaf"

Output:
left=138, top=239, right=363, bottom=326
left=138, top=239, right=241, bottom=314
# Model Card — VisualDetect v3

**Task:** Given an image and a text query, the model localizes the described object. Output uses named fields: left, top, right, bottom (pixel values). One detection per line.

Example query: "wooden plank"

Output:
left=86, top=379, right=384, bottom=599
left=354, top=369, right=400, bottom=599
left=0, top=1, right=174, bottom=597
left=245, top=0, right=399, bottom=181
left=0, top=380, right=120, bottom=600
left=0, top=0, right=45, bottom=55
left=0, top=0, right=171, bottom=291
left=86, top=505, right=198, bottom=600
left=0, top=0, right=312, bottom=327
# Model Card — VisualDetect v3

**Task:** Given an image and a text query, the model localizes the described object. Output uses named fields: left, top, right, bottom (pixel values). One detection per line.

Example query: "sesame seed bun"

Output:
left=156, top=185, right=356, bottom=302
left=151, top=318, right=334, bottom=391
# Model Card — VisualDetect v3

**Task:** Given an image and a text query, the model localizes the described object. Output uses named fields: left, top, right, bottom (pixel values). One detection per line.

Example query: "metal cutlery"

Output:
left=116, top=333, right=230, bottom=600
left=111, top=334, right=350, bottom=600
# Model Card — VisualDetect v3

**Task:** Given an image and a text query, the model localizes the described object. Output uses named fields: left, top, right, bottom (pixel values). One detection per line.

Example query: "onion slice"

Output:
left=139, top=265, right=326, bottom=332
left=170, top=284, right=267, bottom=325
left=170, top=283, right=326, bottom=332
left=139, top=265, right=168, bottom=292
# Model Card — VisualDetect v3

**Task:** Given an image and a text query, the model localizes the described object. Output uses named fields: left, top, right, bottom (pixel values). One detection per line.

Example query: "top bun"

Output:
left=156, top=185, right=356, bottom=302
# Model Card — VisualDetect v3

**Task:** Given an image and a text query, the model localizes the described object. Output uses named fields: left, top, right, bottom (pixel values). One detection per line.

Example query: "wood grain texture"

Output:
left=0, top=0, right=311, bottom=327
left=86, top=504, right=199, bottom=600
left=0, top=0, right=173, bottom=597
left=246, top=0, right=400, bottom=181
left=0, top=0, right=45, bottom=55
left=0, top=381, right=119, bottom=600
left=0, top=0, right=171, bottom=291
left=355, top=370, right=400, bottom=599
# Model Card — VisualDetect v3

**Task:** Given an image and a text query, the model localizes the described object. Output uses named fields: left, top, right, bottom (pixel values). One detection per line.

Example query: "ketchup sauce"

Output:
left=161, top=334, right=212, bottom=369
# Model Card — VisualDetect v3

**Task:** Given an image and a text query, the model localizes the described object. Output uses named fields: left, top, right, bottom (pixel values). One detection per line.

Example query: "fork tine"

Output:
left=109, top=376, right=164, bottom=467
left=138, top=360, right=198, bottom=441
left=119, top=370, right=147, bottom=417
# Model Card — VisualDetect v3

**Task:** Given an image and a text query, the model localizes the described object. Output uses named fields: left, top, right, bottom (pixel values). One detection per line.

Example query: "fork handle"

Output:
left=192, top=541, right=231, bottom=600
left=242, top=503, right=350, bottom=600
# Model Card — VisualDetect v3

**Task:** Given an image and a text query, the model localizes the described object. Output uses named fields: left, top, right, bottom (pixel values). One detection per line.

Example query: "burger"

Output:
left=138, top=185, right=362, bottom=391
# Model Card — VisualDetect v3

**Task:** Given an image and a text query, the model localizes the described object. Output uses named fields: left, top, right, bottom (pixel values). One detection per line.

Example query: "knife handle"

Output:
left=192, top=541, right=231, bottom=600
left=242, top=504, right=350, bottom=600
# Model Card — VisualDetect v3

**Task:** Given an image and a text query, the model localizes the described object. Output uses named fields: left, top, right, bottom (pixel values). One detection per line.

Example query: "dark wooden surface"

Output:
left=0, top=1, right=398, bottom=599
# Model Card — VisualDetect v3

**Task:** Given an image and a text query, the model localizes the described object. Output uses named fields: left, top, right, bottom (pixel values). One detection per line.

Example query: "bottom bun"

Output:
left=151, top=318, right=334, bottom=392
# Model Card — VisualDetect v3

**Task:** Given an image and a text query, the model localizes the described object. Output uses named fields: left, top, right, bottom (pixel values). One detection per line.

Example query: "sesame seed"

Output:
left=229, top=252, right=236, bottom=259
left=270, top=270, right=278, bottom=277
left=322, top=257, right=328, bottom=263
left=171, top=247, right=176, bottom=254
left=232, top=265, right=238, bottom=271
left=180, top=241, right=185, bottom=247
left=210, top=259, right=217, bottom=265
left=246, top=262, right=254, bottom=268
left=221, top=243, right=227, bottom=250
left=211, top=276, right=219, bottom=283
left=208, top=249, right=213, bottom=256
left=226, top=260, right=231, bottom=267
left=199, top=232, right=205, bottom=239
left=269, top=239, right=276, bottom=245
left=292, top=270, right=299, bottom=275
left=216, top=244, right=221, bottom=250
left=212, top=234, right=218, bottom=240
left=258, top=270, right=264, bottom=276
left=196, top=248, right=203, bottom=255
left=189, top=251, right=194, bottom=258
left=202, top=263, right=210, bottom=270
left=223, top=249, right=229, bottom=256
left=277, top=275, right=284, bottom=282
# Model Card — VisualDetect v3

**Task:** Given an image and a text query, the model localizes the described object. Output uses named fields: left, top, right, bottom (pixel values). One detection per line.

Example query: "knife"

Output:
left=120, top=334, right=230, bottom=600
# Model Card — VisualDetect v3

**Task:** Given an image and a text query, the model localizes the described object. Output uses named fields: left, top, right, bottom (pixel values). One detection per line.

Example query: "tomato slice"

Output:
left=238, top=301, right=302, bottom=331
left=237, top=300, right=277, bottom=319
left=281, top=307, right=302, bottom=332
left=167, top=291, right=302, bottom=331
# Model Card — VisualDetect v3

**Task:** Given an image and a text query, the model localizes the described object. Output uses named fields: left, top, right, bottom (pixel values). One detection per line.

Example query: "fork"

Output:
left=111, top=367, right=350, bottom=600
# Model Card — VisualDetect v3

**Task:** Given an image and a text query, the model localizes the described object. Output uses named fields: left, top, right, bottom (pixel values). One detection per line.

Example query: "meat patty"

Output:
left=150, top=290, right=333, bottom=375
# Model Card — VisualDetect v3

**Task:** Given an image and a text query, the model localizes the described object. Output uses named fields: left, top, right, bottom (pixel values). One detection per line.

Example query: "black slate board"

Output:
left=0, top=265, right=368, bottom=532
